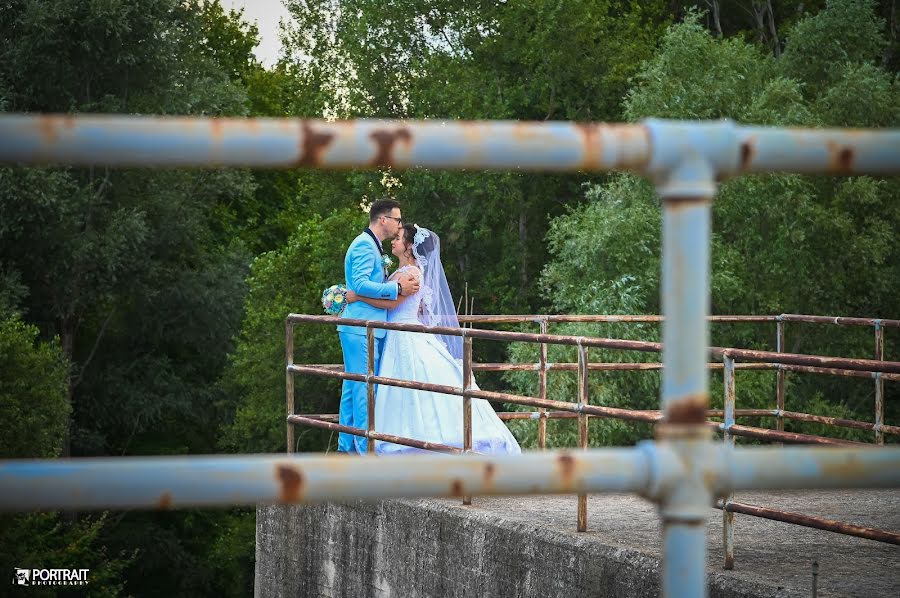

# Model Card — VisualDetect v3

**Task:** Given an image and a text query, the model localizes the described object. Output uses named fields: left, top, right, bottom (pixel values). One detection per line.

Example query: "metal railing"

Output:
left=285, top=312, right=900, bottom=561
left=460, top=313, right=898, bottom=445
left=1, top=114, right=899, bottom=598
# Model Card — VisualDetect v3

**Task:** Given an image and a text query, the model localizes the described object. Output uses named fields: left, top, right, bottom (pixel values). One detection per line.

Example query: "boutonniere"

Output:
left=381, top=254, right=393, bottom=270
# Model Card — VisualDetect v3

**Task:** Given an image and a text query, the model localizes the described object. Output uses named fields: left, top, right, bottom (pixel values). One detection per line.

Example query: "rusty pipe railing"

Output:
left=287, top=415, right=463, bottom=453
left=773, top=314, right=891, bottom=445
left=462, top=335, right=474, bottom=505
left=722, top=354, right=737, bottom=569
left=296, top=315, right=900, bottom=454
left=457, top=315, right=779, bottom=323
left=577, top=343, right=589, bottom=532
left=288, top=314, right=899, bottom=373
left=4, top=447, right=900, bottom=511
left=456, top=312, right=894, bottom=445
left=287, top=314, right=900, bottom=444
left=716, top=354, right=897, bottom=568
left=455, top=314, right=900, bottom=326
left=286, top=313, right=897, bottom=572
left=714, top=500, right=900, bottom=545
left=288, top=314, right=900, bottom=441
left=301, top=409, right=900, bottom=437
left=2, top=115, right=898, bottom=175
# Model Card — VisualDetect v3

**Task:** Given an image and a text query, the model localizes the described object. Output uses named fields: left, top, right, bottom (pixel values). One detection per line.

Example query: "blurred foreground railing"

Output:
left=1, top=114, right=899, bottom=598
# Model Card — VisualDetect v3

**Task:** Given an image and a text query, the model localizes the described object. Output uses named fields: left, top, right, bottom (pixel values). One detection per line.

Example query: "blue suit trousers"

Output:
left=338, top=332, right=384, bottom=453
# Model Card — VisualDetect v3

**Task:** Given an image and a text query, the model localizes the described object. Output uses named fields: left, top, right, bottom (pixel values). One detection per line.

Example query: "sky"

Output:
left=220, top=0, right=291, bottom=67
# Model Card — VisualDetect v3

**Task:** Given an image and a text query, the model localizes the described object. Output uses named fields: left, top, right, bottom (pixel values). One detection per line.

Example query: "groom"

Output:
left=338, top=199, right=419, bottom=453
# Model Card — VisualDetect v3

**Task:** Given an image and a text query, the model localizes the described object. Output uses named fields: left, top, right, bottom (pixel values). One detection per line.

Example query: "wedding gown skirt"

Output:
left=374, top=328, right=521, bottom=456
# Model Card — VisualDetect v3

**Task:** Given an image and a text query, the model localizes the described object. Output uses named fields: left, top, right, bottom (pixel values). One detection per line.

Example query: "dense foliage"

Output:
left=506, top=2, right=899, bottom=447
left=1, top=0, right=897, bottom=595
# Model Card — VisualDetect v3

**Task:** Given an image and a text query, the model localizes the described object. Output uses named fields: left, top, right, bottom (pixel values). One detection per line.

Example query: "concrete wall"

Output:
left=255, top=498, right=793, bottom=598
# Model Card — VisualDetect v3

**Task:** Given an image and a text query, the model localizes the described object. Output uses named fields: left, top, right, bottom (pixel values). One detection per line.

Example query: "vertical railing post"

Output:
left=776, top=317, right=785, bottom=436
left=285, top=319, right=295, bottom=454
left=657, top=175, right=714, bottom=596
left=722, top=354, right=736, bottom=570
left=577, top=342, right=589, bottom=532
left=462, top=334, right=473, bottom=506
left=874, top=320, right=884, bottom=445
left=366, top=324, right=376, bottom=455
left=657, top=175, right=713, bottom=598
left=648, top=120, right=733, bottom=598
left=538, top=318, right=549, bottom=450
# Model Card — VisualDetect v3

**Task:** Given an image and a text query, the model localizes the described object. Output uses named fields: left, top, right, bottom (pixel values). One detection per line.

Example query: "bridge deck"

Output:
left=443, top=488, right=899, bottom=597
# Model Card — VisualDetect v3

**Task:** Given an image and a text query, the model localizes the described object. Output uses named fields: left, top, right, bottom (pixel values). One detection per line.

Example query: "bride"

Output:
left=347, top=223, right=521, bottom=455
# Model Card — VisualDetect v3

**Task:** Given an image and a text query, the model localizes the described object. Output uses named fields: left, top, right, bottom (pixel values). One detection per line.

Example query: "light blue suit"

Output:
left=337, top=231, right=399, bottom=453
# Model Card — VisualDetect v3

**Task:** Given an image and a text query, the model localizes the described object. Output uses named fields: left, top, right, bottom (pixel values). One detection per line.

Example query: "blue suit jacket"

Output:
left=337, top=231, right=399, bottom=337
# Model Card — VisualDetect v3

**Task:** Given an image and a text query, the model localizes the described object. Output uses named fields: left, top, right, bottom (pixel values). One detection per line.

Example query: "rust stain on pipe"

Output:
left=483, top=463, right=496, bottom=487
left=661, top=195, right=712, bottom=213
left=666, top=393, right=709, bottom=424
left=828, top=142, right=855, bottom=174
left=576, top=123, right=601, bottom=170
left=450, top=479, right=464, bottom=497
left=38, top=115, right=63, bottom=143
left=740, top=139, right=755, bottom=169
left=210, top=118, right=224, bottom=140
left=558, top=453, right=576, bottom=489
left=370, top=127, right=412, bottom=167
left=276, top=464, right=305, bottom=502
left=819, top=453, right=880, bottom=482
left=297, top=122, right=335, bottom=166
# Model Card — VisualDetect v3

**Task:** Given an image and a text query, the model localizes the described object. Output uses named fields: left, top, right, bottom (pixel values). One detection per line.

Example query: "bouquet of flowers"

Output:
left=322, top=284, right=349, bottom=316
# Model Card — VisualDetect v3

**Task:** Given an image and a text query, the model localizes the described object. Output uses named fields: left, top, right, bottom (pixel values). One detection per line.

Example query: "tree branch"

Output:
left=71, top=309, right=115, bottom=389
left=439, top=27, right=459, bottom=55
left=704, top=0, right=723, bottom=38
left=765, top=0, right=781, bottom=57
left=93, top=168, right=111, bottom=200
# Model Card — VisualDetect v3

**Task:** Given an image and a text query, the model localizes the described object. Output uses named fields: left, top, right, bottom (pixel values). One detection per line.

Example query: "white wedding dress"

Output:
left=374, top=265, right=521, bottom=455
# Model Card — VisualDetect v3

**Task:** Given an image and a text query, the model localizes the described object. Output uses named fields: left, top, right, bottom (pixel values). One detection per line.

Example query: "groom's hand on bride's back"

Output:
left=398, top=275, right=420, bottom=296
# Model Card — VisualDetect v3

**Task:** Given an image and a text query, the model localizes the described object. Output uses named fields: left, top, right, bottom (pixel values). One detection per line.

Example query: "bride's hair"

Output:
left=400, top=223, right=417, bottom=254
left=401, top=223, right=436, bottom=257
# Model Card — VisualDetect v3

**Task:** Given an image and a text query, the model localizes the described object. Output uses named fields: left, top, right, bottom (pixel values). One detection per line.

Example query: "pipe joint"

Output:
left=640, top=436, right=733, bottom=521
left=644, top=118, right=739, bottom=199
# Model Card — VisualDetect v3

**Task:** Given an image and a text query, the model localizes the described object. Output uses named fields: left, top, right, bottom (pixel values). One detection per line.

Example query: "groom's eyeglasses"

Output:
left=383, top=216, right=403, bottom=224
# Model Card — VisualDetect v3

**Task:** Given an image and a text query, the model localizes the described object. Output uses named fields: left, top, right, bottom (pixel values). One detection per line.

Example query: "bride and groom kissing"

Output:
left=336, top=199, right=520, bottom=456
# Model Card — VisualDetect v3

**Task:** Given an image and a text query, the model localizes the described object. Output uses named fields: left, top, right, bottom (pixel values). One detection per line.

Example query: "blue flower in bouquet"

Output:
left=322, top=284, right=349, bottom=315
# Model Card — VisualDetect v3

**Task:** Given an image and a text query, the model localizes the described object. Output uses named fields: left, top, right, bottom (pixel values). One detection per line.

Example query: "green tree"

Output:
left=222, top=207, right=365, bottom=453
left=780, top=0, right=888, bottom=94
left=0, top=2, right=268, bottom=595
left=0, top=0, right=256, bottom=458
left=0, top=312, right=134, bottom=595
left=510, top=3, right=899, bottom=446
left=0, top=313, right=69, bottom=458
